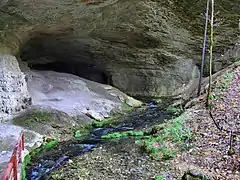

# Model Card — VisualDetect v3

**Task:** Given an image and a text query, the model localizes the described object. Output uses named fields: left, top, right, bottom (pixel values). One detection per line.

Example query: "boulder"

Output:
left=12, top=106, right=86, bottom=140
left=25, top=70, right=139, bottom=121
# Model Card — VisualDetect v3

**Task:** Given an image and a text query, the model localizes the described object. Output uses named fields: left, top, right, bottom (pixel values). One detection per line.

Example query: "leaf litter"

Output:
left=173, top=65, right=240, bottom=179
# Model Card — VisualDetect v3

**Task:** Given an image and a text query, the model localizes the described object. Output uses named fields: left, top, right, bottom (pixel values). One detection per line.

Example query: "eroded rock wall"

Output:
left=0, top=54, right=31, bottom=122
left=0, top=0, right=239, bottom=98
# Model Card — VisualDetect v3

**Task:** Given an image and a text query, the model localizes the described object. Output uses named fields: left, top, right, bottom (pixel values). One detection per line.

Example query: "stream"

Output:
left=25, top=103, right=176, bottom=180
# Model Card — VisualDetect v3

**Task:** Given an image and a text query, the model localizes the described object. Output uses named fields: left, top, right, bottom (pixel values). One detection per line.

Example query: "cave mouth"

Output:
left=19, top=34, right=113, bottom=85
left=28, top=61, right=112, bottom=85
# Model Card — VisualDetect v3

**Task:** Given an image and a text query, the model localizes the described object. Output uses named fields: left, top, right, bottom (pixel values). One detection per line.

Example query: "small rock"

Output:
left=182, top=169, right=212, bottom=180
left=103, top=86, right=113, bottom=90
left=84, top=109, right=105, bottom=121
left=125, top=97, right=142, bottom=107
left=117, top=95, right=125, bottom=102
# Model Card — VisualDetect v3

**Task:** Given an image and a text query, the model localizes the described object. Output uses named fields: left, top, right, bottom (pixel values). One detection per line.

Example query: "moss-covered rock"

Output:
left=12, top=108, right=87, bottom=140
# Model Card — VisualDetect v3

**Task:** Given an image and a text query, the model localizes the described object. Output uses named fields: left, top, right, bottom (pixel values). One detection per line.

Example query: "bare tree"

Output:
left=206, top=0, right=214, bottom=107
left=197, top=0, right=210, bottom=97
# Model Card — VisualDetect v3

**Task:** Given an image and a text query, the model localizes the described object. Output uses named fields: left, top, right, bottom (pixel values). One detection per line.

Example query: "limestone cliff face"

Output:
left=0, top=0, right=239, bottom=97
left=0, top=55, right=31, bottom=122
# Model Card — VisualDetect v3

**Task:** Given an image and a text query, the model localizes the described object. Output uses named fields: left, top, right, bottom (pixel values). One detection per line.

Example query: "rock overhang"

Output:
left=0, top=0, right=239, bottom=98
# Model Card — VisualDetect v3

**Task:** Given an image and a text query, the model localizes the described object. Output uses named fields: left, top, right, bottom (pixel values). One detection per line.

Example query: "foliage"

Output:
left=166, top=105, right=183, bottom=115
left=74, top=130, right=88, bottom=138
left=21, top=154, right=31, bottom=180
left=211, top=71, right=235, bottom=96
left=101, top=130, right=144, bottom=139
left=155, top=175, right=164, bottom=180
left=92, top=117, right=113, bottom=128
left=21, top=139, right=59, bottom=179
left=170, top=116, right=191, bottom=142
left=30, top=139, right=59, bottom=157
left=72, top=116, right=118, bottom=139
left=158, top=146, right=176, bottom=160
left=135, top=115, right=192, bottom=160
left=71, top=125, right=92, bottom=139
left=51, top=173, right=63, bottom=180
left=224, top=71, right=234, bottom=80
left=72, top=116, right=116, bottom=140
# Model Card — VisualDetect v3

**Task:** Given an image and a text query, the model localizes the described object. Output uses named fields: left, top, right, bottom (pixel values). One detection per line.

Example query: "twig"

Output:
left=209, top=106, right=240, bottom=136
left=209, top=107, right=222, bottom=131
left=228, top=131, right=235, bottom=155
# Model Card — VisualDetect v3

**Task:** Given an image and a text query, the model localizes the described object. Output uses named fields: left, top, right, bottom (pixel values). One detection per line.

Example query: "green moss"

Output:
left=71, top=124, right=92, bottom=132
left=92, top=117, right=113, bottom=128
left=213, top=70, right=236, bottom=91
left=71, top=116, right=117, bottom=140
left=44, top=139, right=59, bottom=149
left=13, top=111, right=53, bottom=128
left=166, top=105, right=183, bottom=115
left=21, top=139, right=59, bottom=179
left=155, top=176, right=164, bottom=180
left=51, top=173, right=63, bottom=180
left=122, top=102, right=133, bottom=111
left=29, top=139, right=59, bottom=157
left=70, top=124, right=93, bottom=140
left=101, top=130, right=144, bottom=139
left=21, top=154, right=31, bottom=179
left=159, top=146, right=176, bottom=160
left=92, top=120, right=104, bottom=128
left=73, top=130, right=88, bottom=138
left=136, top=115, right=192, bottom=160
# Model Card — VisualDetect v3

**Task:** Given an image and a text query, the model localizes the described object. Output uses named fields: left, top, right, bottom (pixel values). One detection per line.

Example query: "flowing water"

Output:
left=25, top=103, right=175, bottom=180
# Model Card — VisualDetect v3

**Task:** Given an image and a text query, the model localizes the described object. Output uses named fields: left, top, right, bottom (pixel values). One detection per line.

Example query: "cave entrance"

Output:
left=29, top=61, right=112, bottom=85
left=19, top=35, right=112, bottom=85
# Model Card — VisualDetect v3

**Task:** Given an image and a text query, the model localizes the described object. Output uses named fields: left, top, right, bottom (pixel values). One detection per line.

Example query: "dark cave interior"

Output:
left=28, top=61, right=112, bottom=85
left=19, top=35, right=112, bottom=85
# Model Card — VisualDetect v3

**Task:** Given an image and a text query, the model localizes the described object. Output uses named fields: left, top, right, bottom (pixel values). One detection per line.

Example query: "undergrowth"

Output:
left=155, top=175, right=164, bottom=180
left=101, top=130, right=144, bottom=139
left=166, top=105, right=183, bottom=116
left=212, top=71, right=234, bottom=91
left=209, top=70, right=236, bottom=106
left=21, top=139, right=59, bottom=179
left=71, top=124, right=92, bottom=140
left=135, top=115, right=192, bottom=160
left=92, top=117, right=113, bottom=128
left=71, top=117, right=116, bottom=140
